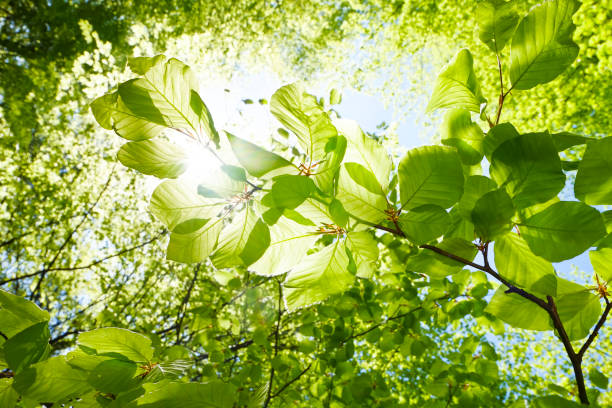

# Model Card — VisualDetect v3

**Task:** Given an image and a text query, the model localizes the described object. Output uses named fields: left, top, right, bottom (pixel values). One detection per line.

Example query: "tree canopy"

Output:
left=1, top=1, right=611, bottom=407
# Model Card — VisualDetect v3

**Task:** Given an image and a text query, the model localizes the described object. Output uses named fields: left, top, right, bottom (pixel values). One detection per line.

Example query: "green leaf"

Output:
left=0, top=378, right=18, bottom=408
left=0, top=290, right=49, bottom=338
left=531, top=395, right=583, bottom=408
left=551, top=132, right=592, bottom=151
left=13, top=356, right=91, bottom=403
left=575, top=136, right=612, bottom=205
left=284, top=239, right=353, bottom=311
left=485, top=287, right=551, bottom=331
left=337, top=163, right=388, bottom=225
left=494, top=233, right=557, bottom=295
left=167, top=217, right=224, bottom=263
left=471, top=189, right=515, bottom=240
left=440, top=108, right=484, bottom=165
left=264, top=175, right=316, bottom=210
left=211, top=206, right=270, bottom=268
left=220, top=164, right=247, bottom=182
left=490, top=132, right=565, bottom=209
left=345, top=231, right=379, bottom=279
left=519, top=201, right=606, bottom=262
left=119, top=57, right=218, bottom=143
left=426, top=49, right=486, bottom=113
left=399, top=205, right=450, bottom=245
left=590, top=247, right=612, bottom=282
left=133, top=380, right=236, bottom=408
left=329, top=199, right=349, bottom=228
left=476, top=0, right=520, bottom=53
left=4, top=321, right=50, bottom=374
left=118, top=139, right=189, bottom=178
left=270, top=83, right=337, bottom=161
left=78, top=327, right=154, bottom=362
left=87, top=359, right=139, bottom=395
left=555, top=278, right=601, bottom=341
left=128, top=54, right=166, bottom=75
left=91, top=92, right=165, bottom=141
left=483, top=122, right=519, bottom=161
left=398, top=146, right=464, bottom=210
left=406, top=238, right=477, bottom=278
left=335, top=119, right=392, bottom=190
left=313, top=134, right=346, bottom=194
left=329, top=88, right=342, bottom=105
left=250, top=216, right=318, bottom=276
left=509, top=0, right=580, bottom=90
left=589, top=368, right=608, bottom=389
left=456, top=175, right=498, bottom=219
left=150, top=179, right=224, bottom=232
left=226, top=132, right=295, bottom=178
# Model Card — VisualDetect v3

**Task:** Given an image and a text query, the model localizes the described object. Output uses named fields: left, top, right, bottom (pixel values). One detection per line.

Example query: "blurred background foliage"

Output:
left=0, top=0, right=610, bottom=406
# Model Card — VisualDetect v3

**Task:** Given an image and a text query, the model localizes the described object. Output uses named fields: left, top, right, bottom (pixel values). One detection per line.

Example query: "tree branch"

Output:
left=0, top=231, right=163, bottom=285
left=28, top=168, right=115, bottom=299
left=546, top=296, right=589, bottom=405
left=578, top=298, right=612, bottom=359
left=175, top=264, right=201, bottom=344
left=271, top=363, right=312, bottom=399
left=264, top=279, right=284, bottom=408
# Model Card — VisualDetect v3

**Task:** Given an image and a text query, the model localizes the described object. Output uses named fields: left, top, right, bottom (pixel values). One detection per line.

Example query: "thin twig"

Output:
left=175, top=264, right=201, bottom=344
left=578, top=298, right=612, bottom=358
left=270, top=363, right=312, bottom=399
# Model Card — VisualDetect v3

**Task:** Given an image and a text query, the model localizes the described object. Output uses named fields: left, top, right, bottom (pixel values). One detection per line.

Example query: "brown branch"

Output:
left=194, top=339, right=254, bottom=361
left=578, top=298, right=612, bottom=359
left=547, top=296, right=588, bottom=405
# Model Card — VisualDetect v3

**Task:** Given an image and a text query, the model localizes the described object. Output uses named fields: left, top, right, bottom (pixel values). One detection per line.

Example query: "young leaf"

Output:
left=426, top=49, right=486, bottom=113
left=337, top=163, right=388, bottom=225
left=167, top=216, right=224, bottom=263
left=13, top=356, right=92, bottom=403
left=117, top=139, right=189, bottom=179
left=406, top=238, right=477, bottom=278
left=226, top=131, right=295, bottom=178
left=4, top=321, right=50, bottom=374
left=335, top=119, right=392, bottom=191
left=456, top=175, right=498, bottom=219
left=91, top=92, right=165, bottom=141
left=519, top=201, right=606, bottom=262
left=0, top=290, right=49, bottom=338
left=211, top=206, right=270, bottom=268
left=483, top=122, right=519, bottom=160
left=150, top=179, right=224, bottom=232
left=509, top=0, right=580, bottom=90
left=471, top=189, right=515, bottom=240
left=133, top=380, right=236, bottom=408
left=77, top=327, right=154, bottom=362
left=440, top=108, right=484, bottom=165
left=249, top=216, right=319, bottom=276
left=398, top=146, right=464, bottom=210
left=264, top=175, right=316, bottom=210
left=589, top=247, right=612, bottom=282
left=284, top=239, right=353, bottom=311
left=485, top=287, right=552, bottom=331
left=399, top=205, right=450, bottom=245
left=555, top=278, right=601, bottom=341
left=574, top=136, right=612, bottom=205
left=270, top=83, right=337, bottom=161
left=490, top=132, right=565, bottom=209
left=118, top=57, right=218, bottom=143
left=346, top=231, right=379, bottom=279
left=476, top=0, right=520, bottom=53
left=494, top=233, right=557, bottom=295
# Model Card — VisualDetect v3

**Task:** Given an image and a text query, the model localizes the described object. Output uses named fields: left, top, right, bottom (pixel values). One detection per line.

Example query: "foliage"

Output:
left=1, top=0, right=611, bottom=407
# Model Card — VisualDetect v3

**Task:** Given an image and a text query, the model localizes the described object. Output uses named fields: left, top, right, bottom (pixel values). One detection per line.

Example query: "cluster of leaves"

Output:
left=1, top=0, right=611, bottom=406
